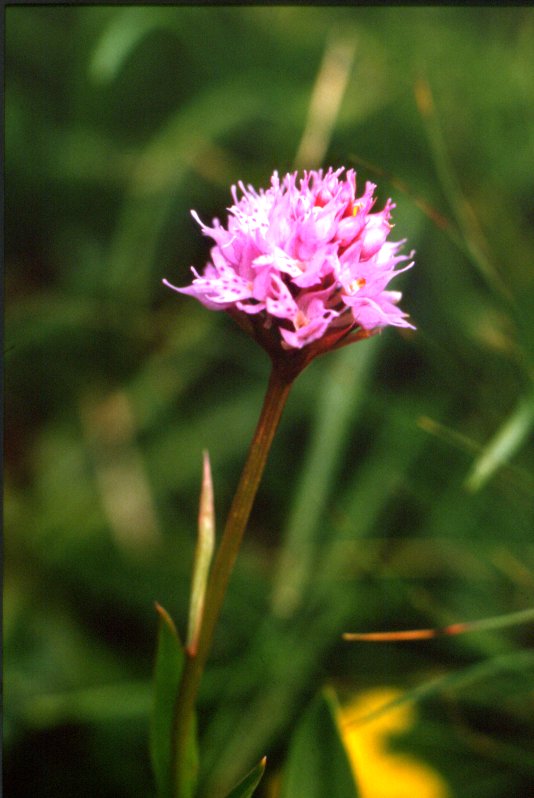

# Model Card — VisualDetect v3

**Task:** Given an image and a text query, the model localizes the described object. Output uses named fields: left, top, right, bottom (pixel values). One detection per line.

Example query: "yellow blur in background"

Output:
left=339, top=688, right=450, bottom=798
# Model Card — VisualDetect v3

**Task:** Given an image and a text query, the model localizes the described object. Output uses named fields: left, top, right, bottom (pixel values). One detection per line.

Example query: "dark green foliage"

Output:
left=223, top=758, right=266, bottom=798
left=279, top=690, right=358, bottom=798
left=150, top=604, right=198, bottom=798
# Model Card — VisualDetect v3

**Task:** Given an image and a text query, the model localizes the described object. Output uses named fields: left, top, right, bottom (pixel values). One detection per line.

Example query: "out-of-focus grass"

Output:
left=5, top=6, right=534, bottom=797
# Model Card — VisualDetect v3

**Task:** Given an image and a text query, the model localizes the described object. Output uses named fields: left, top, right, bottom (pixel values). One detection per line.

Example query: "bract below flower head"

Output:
left=164, top=167, right=414, bottom=380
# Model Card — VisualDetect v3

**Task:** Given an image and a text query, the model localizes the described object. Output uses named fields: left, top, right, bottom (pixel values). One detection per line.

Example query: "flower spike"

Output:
left=164, top=167, right=414, bottom=380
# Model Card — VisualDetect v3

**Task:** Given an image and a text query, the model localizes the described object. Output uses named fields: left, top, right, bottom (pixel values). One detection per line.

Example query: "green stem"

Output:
left=171, top=365, right=293, bottom=797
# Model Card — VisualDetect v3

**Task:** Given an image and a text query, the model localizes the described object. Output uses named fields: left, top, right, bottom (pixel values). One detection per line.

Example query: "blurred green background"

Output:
left=4, top=6, right=534, bottom=797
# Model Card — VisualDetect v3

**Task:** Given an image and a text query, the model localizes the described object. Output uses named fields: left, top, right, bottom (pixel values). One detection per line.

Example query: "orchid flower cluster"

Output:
left=164, top=167, right=413, bottom=372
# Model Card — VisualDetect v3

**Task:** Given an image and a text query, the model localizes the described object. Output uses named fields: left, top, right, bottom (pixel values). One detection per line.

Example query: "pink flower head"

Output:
left=164, top=168, right=414, bottom=379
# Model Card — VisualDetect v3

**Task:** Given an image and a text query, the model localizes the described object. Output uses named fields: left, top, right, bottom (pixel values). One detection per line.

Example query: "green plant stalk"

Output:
left=171, top=365, right=293, bottom=797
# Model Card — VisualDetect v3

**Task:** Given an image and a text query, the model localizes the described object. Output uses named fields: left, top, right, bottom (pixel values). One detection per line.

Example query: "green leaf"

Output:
left=187, top=451, right=216, bottom=655
left=465, top=391, right=534, bottom=492
left=90, top=7, right=165, bottom=83
left=223, top=757, right=267, bottom=798
left=150, top=603, right=198, bottom=798
left=279, top=688, right=359, bottom=798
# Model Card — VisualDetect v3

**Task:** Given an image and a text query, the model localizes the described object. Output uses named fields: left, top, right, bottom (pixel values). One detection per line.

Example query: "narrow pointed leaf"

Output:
left=279, top=689, right=359, bottom=798
left=150, top=603, right=198, bottom=798
left=465, top=392, right=534, bottom=491
left=187, top=451, right=216, bottom=655
left=223, top=757, right=267, bottom=798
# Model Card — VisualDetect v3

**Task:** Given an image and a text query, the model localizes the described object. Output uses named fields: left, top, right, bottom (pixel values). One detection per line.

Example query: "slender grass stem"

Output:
left=171, top=365, right=293, bottom=797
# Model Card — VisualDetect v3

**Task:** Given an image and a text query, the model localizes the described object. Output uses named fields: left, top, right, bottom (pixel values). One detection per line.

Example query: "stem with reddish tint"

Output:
left=171, top=366, right=293, bottom=797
